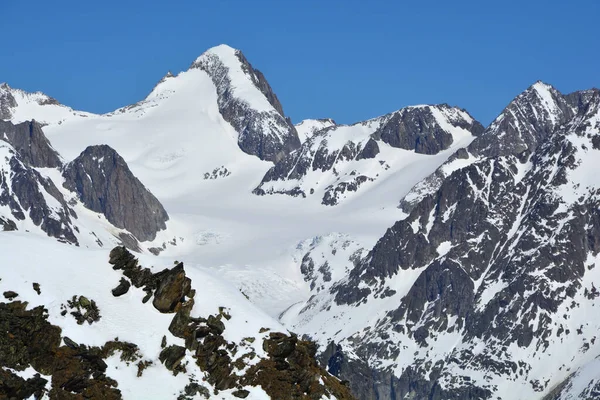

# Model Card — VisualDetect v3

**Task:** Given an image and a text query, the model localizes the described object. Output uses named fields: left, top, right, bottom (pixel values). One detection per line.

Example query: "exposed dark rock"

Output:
left=62, top=145, right=169, bottom=242
left=232, top=389, right=250, bottom=398
left=0, top=216, right=17, bottom=231
left=152, top=263, right=192, bottom=313
left=0, top=144, right=78, bottom=243
left=64, top=295, right=101, bottom=325
left=254, top=105, right=482, bottom=202
left=0, top=301, right=121, bottom=399
left=106, top=246, right=356, bottom=399
left=3, top=291, right=18, bottom=300
left=206, top=315, right=225, bottom=335
left=159, top=345, right=186, bottom=372
left=178, top=382, right=210, bottom=399
left=314, top=85, right=600, bottom=399
left=0, top=119, right=62, bottom=168
left=0, top=368, right=48, bottom=399
left=32, top=282, right=41, bottom=295
left=111, top=278, right=131, bottom=297
left=373, top=105, right=483, bottom=154
left=0, top=83, right=17, bottom=120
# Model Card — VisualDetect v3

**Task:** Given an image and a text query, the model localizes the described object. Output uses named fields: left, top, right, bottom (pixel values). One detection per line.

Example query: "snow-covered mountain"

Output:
left=254, top=105, right=483, bottom=205
left=281, top=82, right=600, bottom=400
left=2, top=42, right=600, bottom=400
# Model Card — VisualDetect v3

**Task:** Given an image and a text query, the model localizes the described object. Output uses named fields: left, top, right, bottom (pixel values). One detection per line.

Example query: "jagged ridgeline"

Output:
left=284, top=83, right=600, bottom=400
left=2, top=42, right=600, bottom=400
left=0, top=246, right=355, bottom=400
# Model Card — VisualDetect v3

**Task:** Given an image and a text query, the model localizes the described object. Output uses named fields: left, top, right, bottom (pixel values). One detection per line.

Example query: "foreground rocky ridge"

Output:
left=0, top=246, right=355, bottom=400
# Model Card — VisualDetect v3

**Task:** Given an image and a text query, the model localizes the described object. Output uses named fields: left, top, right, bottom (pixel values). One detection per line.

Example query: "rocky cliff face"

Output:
left=0, top=140, right=77, bottom=243
left=62, top=145, right=169, bottom=242
left=284, top=83, right=600, bottom=400
left=254, top=105, right=483, bottom=205
left=0, top=83, right=18, bottom=120
left=191, top=45, right=301, bottom=163
left=0, top=119, right=62, bottom=168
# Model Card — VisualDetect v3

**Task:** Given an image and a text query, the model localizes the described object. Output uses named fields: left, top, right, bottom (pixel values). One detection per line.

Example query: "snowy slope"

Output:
left=295, top=118, right=336, bottom=143
left=0, top=82, right=94, bottom=124
left=0, top=49, right=482, bottom=322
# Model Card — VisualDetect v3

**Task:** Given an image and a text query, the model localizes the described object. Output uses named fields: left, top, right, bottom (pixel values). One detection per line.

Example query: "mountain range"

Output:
left=1, top=44, right=599, bottom=400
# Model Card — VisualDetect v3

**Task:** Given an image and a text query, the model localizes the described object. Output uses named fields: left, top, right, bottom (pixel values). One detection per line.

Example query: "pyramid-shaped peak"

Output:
left=193, top=44, right=242, bottom=66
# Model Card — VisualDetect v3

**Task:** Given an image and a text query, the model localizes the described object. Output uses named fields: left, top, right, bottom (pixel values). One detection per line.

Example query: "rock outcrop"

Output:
left=0, top=119, right=62, bottom=168
left=62, top=145, right=169, bottom=242
left=0, top=140, right=78, bottom=243
left=0, top=301, right=123, bottom=399
left=107, top=246, right=356, bottom=399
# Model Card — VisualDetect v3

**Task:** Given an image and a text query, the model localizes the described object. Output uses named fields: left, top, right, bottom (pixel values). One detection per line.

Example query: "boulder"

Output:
left=111, top=278, right=131, bottom=297
left=159, top=345, right=186, bottom=371
left=152, top=263, right=191, bottom=313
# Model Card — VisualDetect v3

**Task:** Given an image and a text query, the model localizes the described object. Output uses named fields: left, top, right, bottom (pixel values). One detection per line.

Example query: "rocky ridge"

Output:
left=254, top=104, right=483, bottom=205
left=192, top=45, right=301, bottom=163
left=284, top=82, right=600, bottom=399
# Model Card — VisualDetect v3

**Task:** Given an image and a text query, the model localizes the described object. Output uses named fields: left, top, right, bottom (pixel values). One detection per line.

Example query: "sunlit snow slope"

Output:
left=0, top=46, right=477, bottom=319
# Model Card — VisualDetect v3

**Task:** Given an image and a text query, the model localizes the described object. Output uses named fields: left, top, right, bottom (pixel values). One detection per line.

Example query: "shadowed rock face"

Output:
left=62, top=145, right=169, bottom=242
left=373, top=105, right=484, bottom=155
left=0, top=142, right=77, bottom=243
left=192, top=47, right=300, bottom=163
left=0, top=119, right=62, bottom=168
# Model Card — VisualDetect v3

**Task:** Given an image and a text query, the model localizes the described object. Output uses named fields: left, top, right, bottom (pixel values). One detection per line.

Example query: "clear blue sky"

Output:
left=1, top=0, right=598, bottom=126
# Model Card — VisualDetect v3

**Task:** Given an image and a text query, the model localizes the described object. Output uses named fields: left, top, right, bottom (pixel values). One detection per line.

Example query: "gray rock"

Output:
left=0, top=216, right=17, bottom=231
left=111, top=278, right=131, bottom=297
left=0, top=119, right=62, bottom=168
left=0, top=83, right=17, bottom=120
left=0, top=143, right=77, bottom=244
left=159, top=344, right=186, bottom=371
left=62, top=144, right=169, bottom=242
left=373, top=105, right=484, bottom=154
left=152, top=263, right=192, bottom=313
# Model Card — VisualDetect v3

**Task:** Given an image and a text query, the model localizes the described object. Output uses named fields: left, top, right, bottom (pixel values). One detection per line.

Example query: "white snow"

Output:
left=0, top=83, right=94, bottom=125
left=295, top=118, right=335, bottom=143
left=193, top=44, right=274, bottom=113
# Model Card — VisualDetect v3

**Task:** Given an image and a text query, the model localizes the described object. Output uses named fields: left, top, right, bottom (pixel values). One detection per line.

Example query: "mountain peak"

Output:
left=190, top=45, right=300, bottom=162
left=195, top=43, right=239, bottom=61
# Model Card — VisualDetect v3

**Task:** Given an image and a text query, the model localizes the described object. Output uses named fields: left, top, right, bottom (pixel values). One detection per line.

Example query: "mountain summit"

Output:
left=190, top=45, right=301, bottom=162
